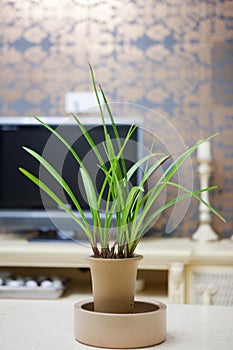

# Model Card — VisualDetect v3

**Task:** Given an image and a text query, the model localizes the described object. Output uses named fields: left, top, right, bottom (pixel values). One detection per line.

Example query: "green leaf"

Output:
left=166, top=181, right=226, bottom=223
left=72, top=114, right=105, bottom=167
left=129, top=134, right=224, bottom=243
left=79, top=168, right=98, bottom=215
left=136, top=185, right=223, bottom=242
left=18, top=167, right=94, bottom=243
left=121, top=186, right=144, bottom=225
left=22, top=146, right=90, bottom=227
left=32, top=116, right=83, bottom=167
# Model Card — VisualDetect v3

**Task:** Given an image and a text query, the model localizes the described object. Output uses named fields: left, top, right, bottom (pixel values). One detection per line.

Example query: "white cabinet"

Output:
left=0, top=235, right=232, bottom=305
left=186, top=265, right=233, bottom=305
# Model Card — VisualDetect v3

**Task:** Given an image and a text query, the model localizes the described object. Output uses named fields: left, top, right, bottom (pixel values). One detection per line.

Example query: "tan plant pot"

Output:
left=74, top=299, right=167, bottom=348
left=86, top=255, right=143, bottom=313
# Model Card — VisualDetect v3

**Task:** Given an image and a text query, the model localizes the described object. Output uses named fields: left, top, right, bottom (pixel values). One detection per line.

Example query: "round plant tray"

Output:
left=74, top=299, right=166, bottom=349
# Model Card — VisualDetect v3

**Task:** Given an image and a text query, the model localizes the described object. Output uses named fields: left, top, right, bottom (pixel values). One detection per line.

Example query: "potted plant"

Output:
left=19, top=65, right=225, bottom=348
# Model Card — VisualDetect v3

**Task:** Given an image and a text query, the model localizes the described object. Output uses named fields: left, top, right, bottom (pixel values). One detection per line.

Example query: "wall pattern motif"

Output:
left=0, top=0, right=232, bottom=237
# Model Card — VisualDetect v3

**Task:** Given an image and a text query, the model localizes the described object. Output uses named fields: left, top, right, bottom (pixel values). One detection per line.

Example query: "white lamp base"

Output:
left=192, top=223, right=219, bottom=243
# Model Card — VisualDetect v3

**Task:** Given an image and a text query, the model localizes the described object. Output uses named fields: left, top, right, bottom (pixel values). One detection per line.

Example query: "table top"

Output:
left=0, top=299, right=232, bottom=350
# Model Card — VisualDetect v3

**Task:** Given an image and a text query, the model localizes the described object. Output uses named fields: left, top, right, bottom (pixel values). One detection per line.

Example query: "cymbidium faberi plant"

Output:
left=19, top=65, right=225, bottom=258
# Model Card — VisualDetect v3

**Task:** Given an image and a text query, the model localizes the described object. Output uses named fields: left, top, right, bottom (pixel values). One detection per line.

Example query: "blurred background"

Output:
left=0, top=0, right=232, bottom=238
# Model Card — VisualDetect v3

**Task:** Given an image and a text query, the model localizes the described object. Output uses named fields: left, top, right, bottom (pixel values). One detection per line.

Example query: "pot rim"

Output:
left=85, top=254, right=143, bottom=262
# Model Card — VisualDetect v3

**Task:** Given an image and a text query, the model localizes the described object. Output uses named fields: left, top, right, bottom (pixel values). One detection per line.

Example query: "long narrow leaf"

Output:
left=33, top=116, right=84, bottom=168
left=99, top=83, right=128, bottom=179
left=79, top=168, right=98, bottom=216
left=89, top=63, right=107, bottom=133
left=22, top=146, right=91, bottom=229
left=129, top=185, right=221, bottom=252
left=166, top=181, right=226, bottom=222
left=79, top=167, right=104, bottom=244
left=18, top=167, right=94, bottom=243
left=72, top=113, right=105, bottom=167
left=129, top=135, right=222, bottom=242
left=121, top=186, right=144, bottom=226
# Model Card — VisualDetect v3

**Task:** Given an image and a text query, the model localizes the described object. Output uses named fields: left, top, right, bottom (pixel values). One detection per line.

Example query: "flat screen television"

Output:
left=0, top=116, right=143, bottom=241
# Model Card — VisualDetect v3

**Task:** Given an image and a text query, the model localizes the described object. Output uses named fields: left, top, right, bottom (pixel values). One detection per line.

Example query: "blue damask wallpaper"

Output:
left=0, top=0, right=232, bottom=237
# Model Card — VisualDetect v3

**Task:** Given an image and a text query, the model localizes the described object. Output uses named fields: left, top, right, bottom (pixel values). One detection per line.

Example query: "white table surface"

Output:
left=0, top=299, right=232, bottom=350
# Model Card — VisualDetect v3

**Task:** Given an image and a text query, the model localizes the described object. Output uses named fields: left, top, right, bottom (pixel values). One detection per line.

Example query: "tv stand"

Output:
left=0, top=235, right=232, bottom=305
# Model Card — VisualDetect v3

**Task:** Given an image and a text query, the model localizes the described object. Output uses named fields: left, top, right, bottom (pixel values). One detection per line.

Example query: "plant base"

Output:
left=74, top=299, right=166, bottom=349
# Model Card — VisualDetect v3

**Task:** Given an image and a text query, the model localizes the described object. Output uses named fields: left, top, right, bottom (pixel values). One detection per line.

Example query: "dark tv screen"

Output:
left=0, top=117, right=142, bottom=235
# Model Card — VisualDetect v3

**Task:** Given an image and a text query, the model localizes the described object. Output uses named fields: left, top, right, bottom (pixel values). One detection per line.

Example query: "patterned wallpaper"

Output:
left=0, top=0, right=232, bottom=237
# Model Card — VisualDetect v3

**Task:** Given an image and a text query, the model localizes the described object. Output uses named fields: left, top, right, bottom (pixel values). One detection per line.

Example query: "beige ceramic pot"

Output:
left=74, top=299, right=167, bottom=348
left=86, top=255, right=143, bottom=313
